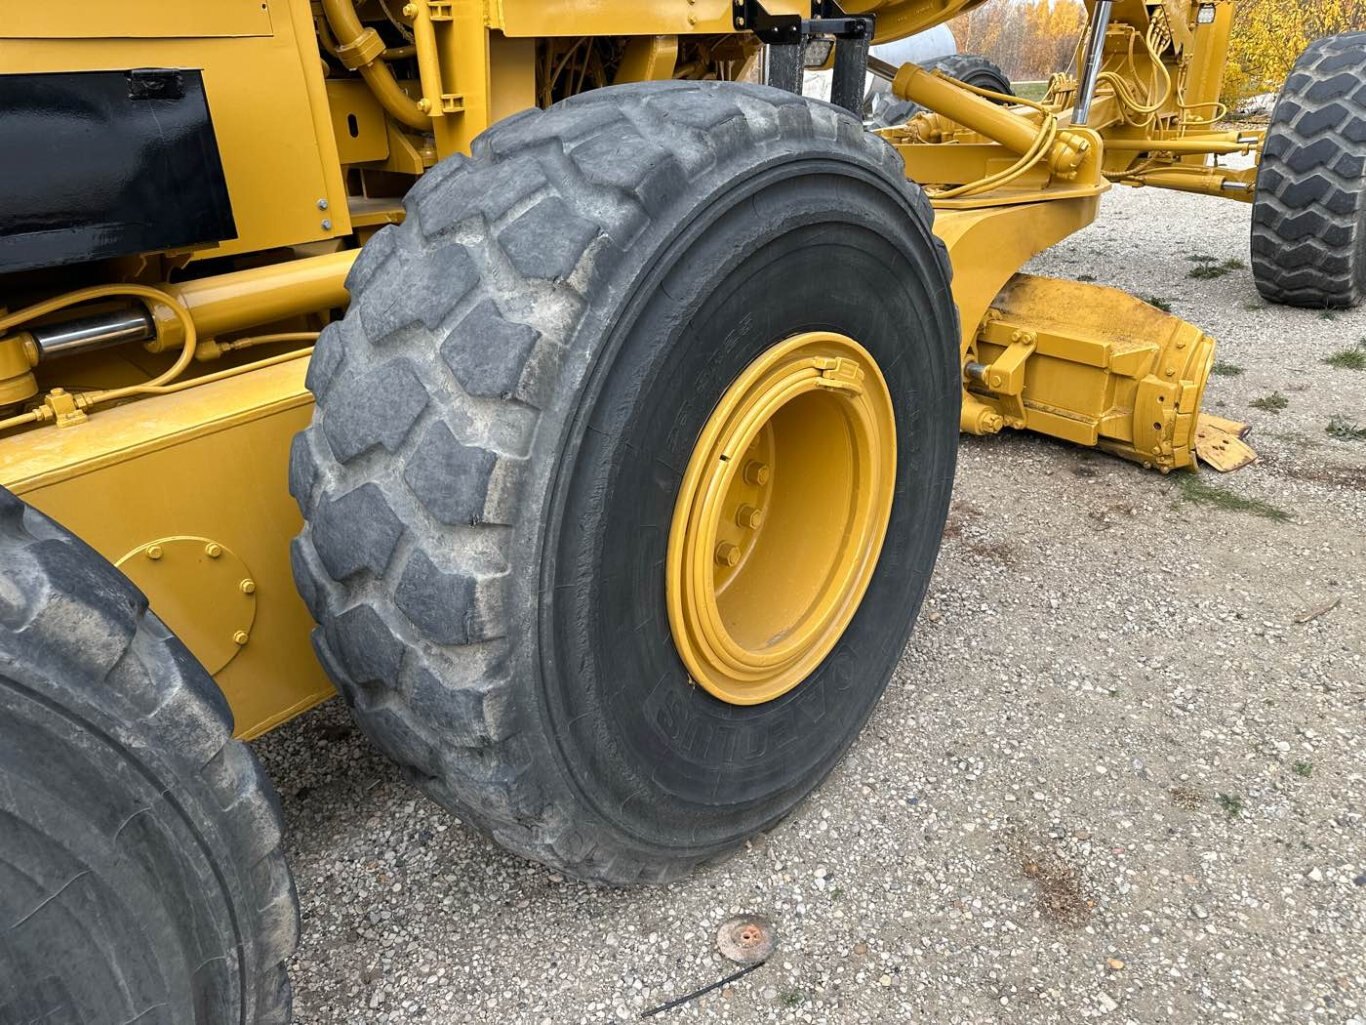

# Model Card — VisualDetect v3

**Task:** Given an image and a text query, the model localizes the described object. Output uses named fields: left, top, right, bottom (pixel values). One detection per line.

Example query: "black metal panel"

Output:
left=0, top=70, right=236, bottom=275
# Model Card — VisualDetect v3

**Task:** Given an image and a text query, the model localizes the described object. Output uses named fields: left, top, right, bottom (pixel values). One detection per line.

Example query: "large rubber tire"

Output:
left=1252, top=32, right=1366, bottom=308
left=291, top=81, right=959, bottom=884
left=868, top=53, right=1014, bottom=128
left=0, top=490, right=297, bottom=1025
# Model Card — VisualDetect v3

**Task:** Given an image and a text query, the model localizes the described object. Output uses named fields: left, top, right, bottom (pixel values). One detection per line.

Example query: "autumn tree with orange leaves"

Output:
left=951, top=0, right=1365, bottom=102
left=1224, top=0, right=1366, bottom=102
left=952, top=0, right=1087, bottom=82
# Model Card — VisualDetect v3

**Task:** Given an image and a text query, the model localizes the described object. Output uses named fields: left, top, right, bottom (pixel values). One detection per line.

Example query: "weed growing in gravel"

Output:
left=1211, top=360, right=1245, bottom=377
left=1293, top=761, right=1314, bottom=778
left=1319, top=309, right=1338, bottom=321
left=1327, top=415, right=1366, bottom=441
left=1077, top=273, right=1097, bottom=282
left=1188, top=254, right=1218, bottom=263
left=1188, top=258, right=1247, bottom=280
left=1250, top=391, right=1289, bottom=413
left=1323, top=341, right=1366, bottom=370
left=1216, top=793, right=1244, bottom=818
left=781, top=991, right=806, bottom=1007
left=1176, top=475, right=1290, bottom=522
left=1169, top=785, right=1202, bottom=810
left=1147, top=295, right=1173, bottom=312
left=1017, top=843, right=1093, bottom=927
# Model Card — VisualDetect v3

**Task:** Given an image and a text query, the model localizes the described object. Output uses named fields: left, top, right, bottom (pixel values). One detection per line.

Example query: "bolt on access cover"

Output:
left=716, top=914, right=776, bottom=965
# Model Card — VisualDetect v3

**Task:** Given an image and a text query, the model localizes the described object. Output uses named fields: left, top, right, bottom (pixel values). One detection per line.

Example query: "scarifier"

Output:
left=2, top=2, right=1363, bottom=1021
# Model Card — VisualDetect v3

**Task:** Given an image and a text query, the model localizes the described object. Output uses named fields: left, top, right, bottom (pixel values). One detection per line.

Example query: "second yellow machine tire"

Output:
left=292, top=82, right=960, bottom=884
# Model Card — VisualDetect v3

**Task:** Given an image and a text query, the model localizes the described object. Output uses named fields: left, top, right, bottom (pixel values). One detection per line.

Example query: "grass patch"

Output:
left=1211, top=360, right=1244, bottom=377
left=1014, top=80, right=1050, bottom=102
left=1250, top=391, right=1289, bottom=413
left=1323, top=341, right=1366, bottom=370
left=1216, top=793, right=1244, bottom=818
left=1320, top=309, right=1338, bottom=321
left=1176, top=475, right=1291, bottom=522
left=1188, top=258, right=1247, bottom=280
left=1327, top=415, right=1366, bottom=441
left=1147, top=295, right=1173, bottom=312
left=1293, top=761, right=1313, bottom=778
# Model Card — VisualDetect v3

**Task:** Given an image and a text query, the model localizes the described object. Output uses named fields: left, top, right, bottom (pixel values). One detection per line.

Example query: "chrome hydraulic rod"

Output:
left=1074, top=0, right=1114, bottom=125
left=30, top=308, right=154, bottom=358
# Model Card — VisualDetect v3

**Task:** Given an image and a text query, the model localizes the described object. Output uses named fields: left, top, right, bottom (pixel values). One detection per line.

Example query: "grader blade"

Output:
left=961, top=274, right=1251, bottom=474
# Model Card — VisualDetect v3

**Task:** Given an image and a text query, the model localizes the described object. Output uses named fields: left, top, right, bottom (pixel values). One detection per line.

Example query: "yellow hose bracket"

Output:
left=44, top=388, right=88, bottom=429
left=335, top=27, right=386, bottom=71
left=967, top=274, right=1238, bottom=474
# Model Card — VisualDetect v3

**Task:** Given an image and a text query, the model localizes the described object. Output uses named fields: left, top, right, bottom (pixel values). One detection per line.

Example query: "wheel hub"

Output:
left=666, top=332, right=897, bottom=706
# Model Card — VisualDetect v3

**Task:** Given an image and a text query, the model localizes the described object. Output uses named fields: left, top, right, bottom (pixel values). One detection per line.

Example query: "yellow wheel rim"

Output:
left=666, top=332, right=897, bottom=706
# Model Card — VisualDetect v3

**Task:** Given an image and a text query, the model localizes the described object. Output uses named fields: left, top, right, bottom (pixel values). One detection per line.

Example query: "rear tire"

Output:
left=292, top=82, right=960, bottom=884
left=0, top=490, right=297, bottom=1025
left=868, top=53, right=1014, bottom=127
left=1252, top=32, right=1366, bottom=308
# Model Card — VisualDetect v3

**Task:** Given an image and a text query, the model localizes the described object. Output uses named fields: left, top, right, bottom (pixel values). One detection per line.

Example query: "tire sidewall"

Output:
left=507, top=116, right=958, bottom=859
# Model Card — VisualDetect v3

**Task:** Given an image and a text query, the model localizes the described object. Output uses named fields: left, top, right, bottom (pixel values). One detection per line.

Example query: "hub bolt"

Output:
left=743, top=460, right=770, bottom=486
left=715, top=542, right=741, bottom=567
left=736, top=504, right=763, bottom=530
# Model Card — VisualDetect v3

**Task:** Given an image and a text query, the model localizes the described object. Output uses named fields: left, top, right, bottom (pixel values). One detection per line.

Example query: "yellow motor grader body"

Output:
left=0, top=0, right=1258, bottom=737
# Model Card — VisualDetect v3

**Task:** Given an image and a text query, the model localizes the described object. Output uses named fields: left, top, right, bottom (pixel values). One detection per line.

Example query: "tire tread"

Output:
left=0, top=489, right=297, bottom=1025
left=293, top=83, right=949, bottom=884
left=1252, top=32, right=1366, bottom=308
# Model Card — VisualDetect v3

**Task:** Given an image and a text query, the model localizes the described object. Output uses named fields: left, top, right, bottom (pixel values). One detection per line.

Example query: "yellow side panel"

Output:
left=0, top=360, right=335, bottom=740
left=1, top=0, right=351, bottom=260
left=493, top=0, right=806, bottom=35
left=1, top=0, right=273, bottom=38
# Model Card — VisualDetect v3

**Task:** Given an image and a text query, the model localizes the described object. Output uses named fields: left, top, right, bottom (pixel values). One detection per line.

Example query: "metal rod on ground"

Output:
left=639, top=962, right=766, bottom=1018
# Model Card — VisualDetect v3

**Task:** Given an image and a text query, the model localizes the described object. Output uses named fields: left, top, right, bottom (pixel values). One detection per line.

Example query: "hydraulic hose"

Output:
left=320, top=0, right=430, bottom=132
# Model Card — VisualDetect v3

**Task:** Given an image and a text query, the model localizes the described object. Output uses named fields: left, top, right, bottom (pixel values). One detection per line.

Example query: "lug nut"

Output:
left=743, top=460, right=770, bottom=486
left=715, top=542, right=741, bottom=567
left=240, top=578, right=257, bottom=595
left=233, top=630, right=249, bottom=646
left=205, top=543, right=223, bottom=559
left=146, top=545, right=163, bottom=561
left=736, top=505, right=763, bottom=530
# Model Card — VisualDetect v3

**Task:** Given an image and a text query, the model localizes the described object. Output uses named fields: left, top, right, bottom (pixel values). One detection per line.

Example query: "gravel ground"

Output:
left=254, top=161, right=1366, bottom=1025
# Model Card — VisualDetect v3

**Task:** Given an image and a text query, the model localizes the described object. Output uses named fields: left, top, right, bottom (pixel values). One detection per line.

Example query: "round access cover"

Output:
left=116, top=535, right=256, bottom=674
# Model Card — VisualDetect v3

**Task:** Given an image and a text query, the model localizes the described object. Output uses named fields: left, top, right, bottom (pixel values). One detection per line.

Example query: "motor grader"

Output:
left=2, top=1, right=1363, bottom=1021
